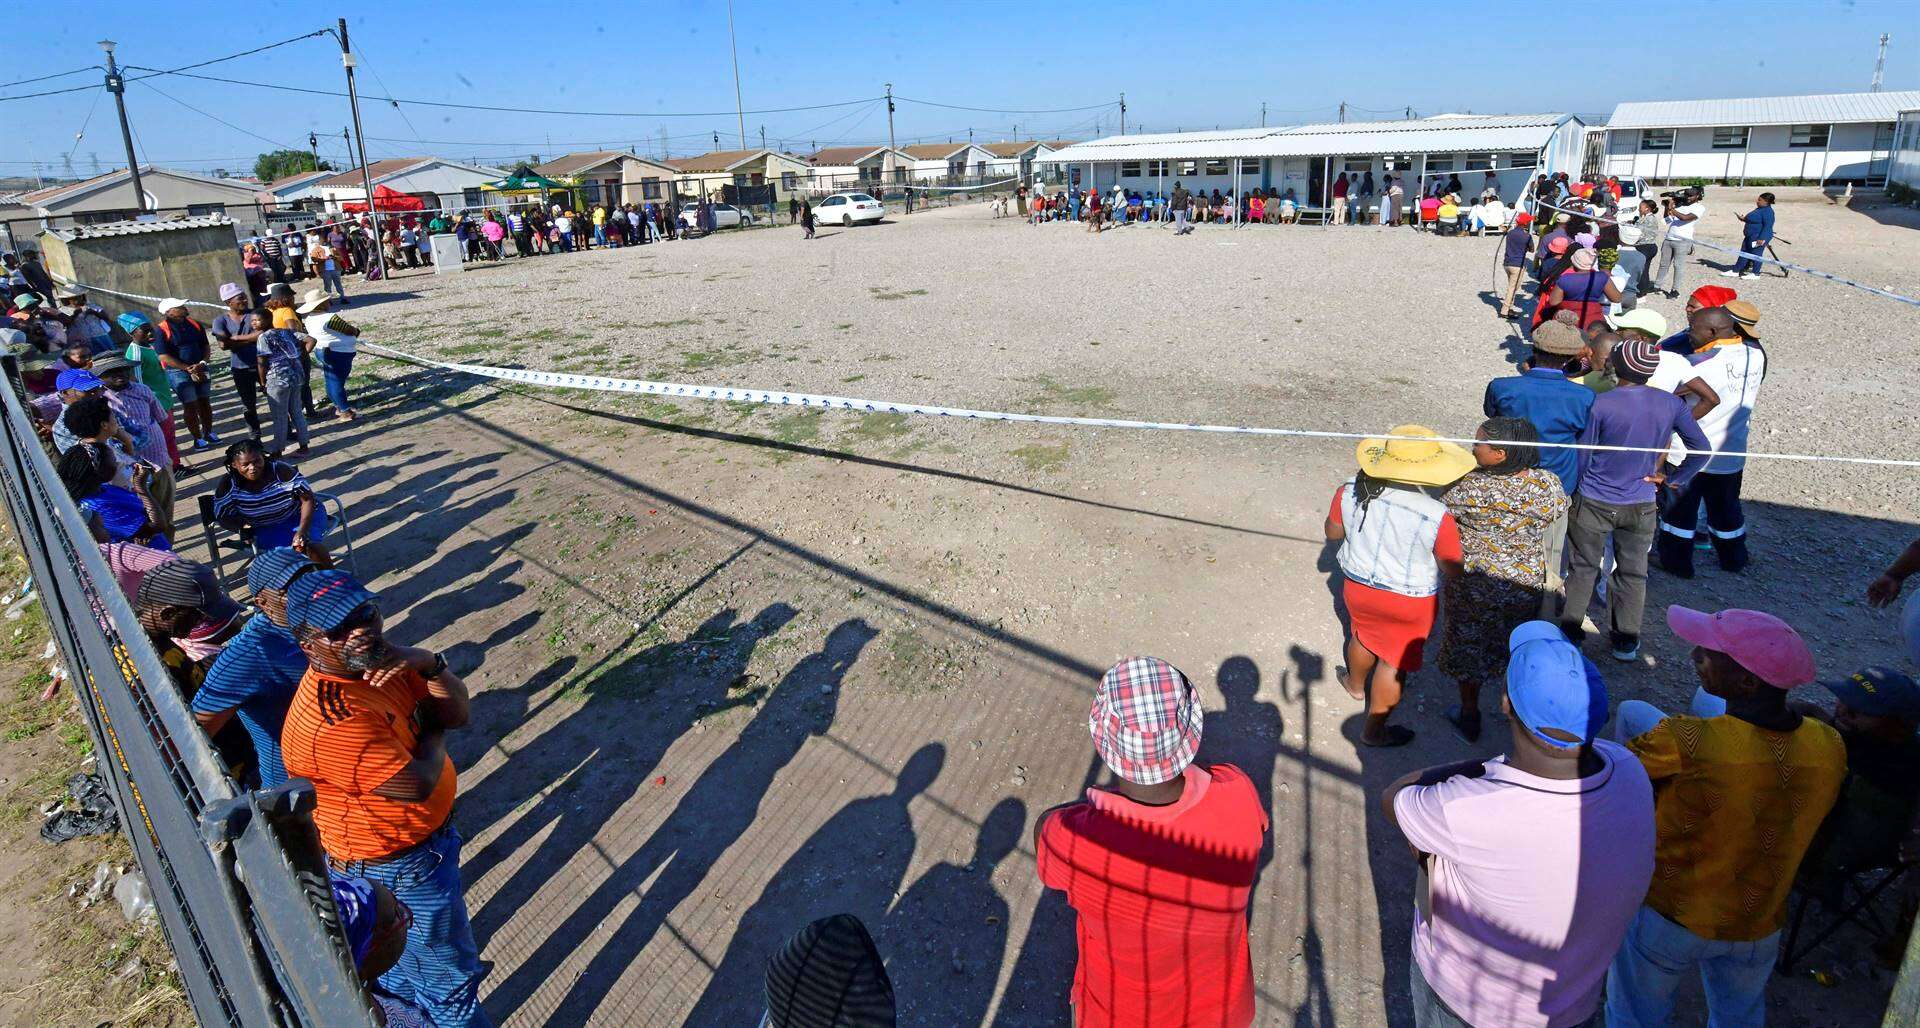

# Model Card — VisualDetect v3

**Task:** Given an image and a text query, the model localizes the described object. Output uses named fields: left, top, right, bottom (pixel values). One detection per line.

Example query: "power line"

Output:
left=121, top=67, right=884, bottom=118
left=894, top=96, right=1117, bottom=115
left=0, top=81, right=101, bottom=102
left=134, top=79, right=301, bottom=153
left=0, top=65, right=100, bottom=89
left=124, top=29, right=331, bottom=83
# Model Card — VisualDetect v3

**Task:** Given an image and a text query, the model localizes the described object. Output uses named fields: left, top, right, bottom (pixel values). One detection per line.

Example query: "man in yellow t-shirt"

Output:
left=1605, top=605, right=1844, bottom=1027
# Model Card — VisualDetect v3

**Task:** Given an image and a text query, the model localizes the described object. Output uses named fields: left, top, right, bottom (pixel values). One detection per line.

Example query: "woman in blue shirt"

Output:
left=58, top=441, right=170, bottom=550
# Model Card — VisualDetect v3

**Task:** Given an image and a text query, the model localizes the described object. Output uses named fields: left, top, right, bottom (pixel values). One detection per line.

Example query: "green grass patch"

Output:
left=770, top=411, right=823, bottom=446
left=845, top=412, right=911, bottom=444
left=841, top=374, right=865, bottom=384
left=1011, top=441, right=1070, bottom=472
left=641, top=317, right=702, bottom=330
left=1019, top=374, right=1115, bottom=413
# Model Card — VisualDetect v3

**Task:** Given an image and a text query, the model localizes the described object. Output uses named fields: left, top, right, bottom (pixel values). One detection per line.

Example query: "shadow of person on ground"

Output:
left=1203, top=655, right=1283, bottom=923
left=446, top=653, right=574, bottom=770
left=1346, top=706, right=1428, bottom=1028
left=989, top=753, right=1101, bottom=1028
left=878, top=796, right=1025, bottom=1027
left=1286, top=643, right=1341, bottom=1028
left=680, top=743, right=947, bottom=1026
left=481, top=617, right=874, bottom=1024
left=461, top=603, right=799, bottom=946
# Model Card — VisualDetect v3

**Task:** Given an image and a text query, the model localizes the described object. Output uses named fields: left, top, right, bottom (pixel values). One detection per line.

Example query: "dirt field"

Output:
left=143, top=186, right=1920, bottom=1025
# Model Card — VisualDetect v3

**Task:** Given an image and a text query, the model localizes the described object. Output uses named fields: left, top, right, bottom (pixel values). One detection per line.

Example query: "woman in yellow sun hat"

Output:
left=1325, top=425, right=1473, bottom=746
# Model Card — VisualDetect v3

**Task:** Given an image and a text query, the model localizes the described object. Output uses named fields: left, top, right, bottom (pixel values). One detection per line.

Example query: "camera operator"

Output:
left=1654, top=187, right=1704, bottom=298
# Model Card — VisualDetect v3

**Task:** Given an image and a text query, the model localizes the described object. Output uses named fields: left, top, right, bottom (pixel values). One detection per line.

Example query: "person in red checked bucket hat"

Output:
left=1034, top=656, right=1269, bottom=1027
left=1604, top=606, right=1845, bottom=1026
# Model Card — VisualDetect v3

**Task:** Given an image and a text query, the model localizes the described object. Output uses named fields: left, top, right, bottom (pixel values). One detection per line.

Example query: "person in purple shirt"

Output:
left=1558, top=338, right=1710, bottom=661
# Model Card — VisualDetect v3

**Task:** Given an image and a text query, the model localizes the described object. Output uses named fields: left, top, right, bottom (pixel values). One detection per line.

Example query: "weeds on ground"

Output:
left=1011, top=441, right=1070, bottom=472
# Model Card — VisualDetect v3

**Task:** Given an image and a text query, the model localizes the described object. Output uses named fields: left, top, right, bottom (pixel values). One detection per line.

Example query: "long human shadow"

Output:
left=1347, top=706, right=1428, bottom=1027
left=1289, top=643, right=1339, bottom=1028
left=483, top=618, right=875, bottom=1024
left=447, top=654, right=576, bottom=770
left=421, top=369, right=1319, bottom=545
left=460, top=602, right=799, bottom=942
left=679, top=742, right=946, bottom=1026
left=878, top=795, right=1025, bottom=1027
left=1202, top=655, right=1283, bottom=925
left=989, top=753, right=1101, bottom=1028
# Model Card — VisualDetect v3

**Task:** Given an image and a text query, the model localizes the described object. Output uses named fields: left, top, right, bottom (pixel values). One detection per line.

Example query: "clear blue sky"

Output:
left=4, top=0, right=1913, bottom=179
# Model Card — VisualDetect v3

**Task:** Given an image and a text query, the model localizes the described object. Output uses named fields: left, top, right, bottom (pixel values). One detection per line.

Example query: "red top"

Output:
left=1037, top=764, right=1268, bottom=1028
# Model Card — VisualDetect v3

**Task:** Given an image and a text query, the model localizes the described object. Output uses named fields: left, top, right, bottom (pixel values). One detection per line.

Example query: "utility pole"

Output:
left=726, top=0, right=747, bottom=147
left=308, top=131, right=319, bottom=171
left=1261, top=101, right=1267, bottom=127
left=336, top=18, right=384, bottom=279
left=1872, top=33, right=1890, bottom=91
left=885, top=82, right=898, bottom=184
left=759, top=125, right=766, bottom=150
left=98, top=40, right=146, bottom=213
left=968, top=127, right=973, bottom=144
left=713, top=130, right=720, bottom=150
left=660, top=126, right=669, bottom=160
left=1405, top=105, right=1413, bottom=119
left=1119, top=92, right=1126, bottom=135
left=1339, top=101, right=1347, bottom=123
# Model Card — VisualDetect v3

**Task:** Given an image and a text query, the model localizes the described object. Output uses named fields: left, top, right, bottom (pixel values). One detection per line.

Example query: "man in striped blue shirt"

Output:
left=193, top=548, right=314, bottom=788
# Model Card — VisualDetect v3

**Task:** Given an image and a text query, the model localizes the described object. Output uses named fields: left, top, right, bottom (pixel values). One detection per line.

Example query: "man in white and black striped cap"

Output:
left=1033, top=656, right=1269, bottom=1027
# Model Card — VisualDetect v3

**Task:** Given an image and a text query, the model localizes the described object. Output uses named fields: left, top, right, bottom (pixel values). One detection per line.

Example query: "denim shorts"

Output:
left=165, top=369, right=206, bottom=403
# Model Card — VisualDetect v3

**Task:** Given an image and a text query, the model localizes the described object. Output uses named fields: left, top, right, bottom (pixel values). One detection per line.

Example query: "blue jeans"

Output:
left=1605, top=904, right=1777, bottom=1027
left=1733, top=238, right=1767, bottom=274
left=349, top=825, right=492, bottom=1027
left=320, top=266, right=346, bottom=298
left=320, top=349, right=355, bottom=412
left=558, top=231, right=574, bottom=252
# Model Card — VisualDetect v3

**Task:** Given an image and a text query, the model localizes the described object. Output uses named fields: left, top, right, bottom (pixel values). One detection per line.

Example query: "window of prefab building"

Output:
left=1178, top=160, right=1198, bottom=176
left=1508, top=152, right=1537, bottom=169
left=1204, top=159, right=1228, bottom=175
left=1638, top=128, right=1674, bottom=151
left=1343, top=159, right=1370, bottom=173
left=1711, top=126, right=1750, bottom=149
left=186, top=203, right=227, bottom=217
left=1382, top=155, right=1415, bottom=171
left=1789, top=124, right=1830, bottom=148
left=1121, top=161, right=1142, bottom=177
left=1425, top=156, right=1455, bottom=172
left=1240, top=158, right=1260, bottom=175
left=1146, top=160, right=1168, bottom=176
left=1464, top=154, right=1494, bottom=170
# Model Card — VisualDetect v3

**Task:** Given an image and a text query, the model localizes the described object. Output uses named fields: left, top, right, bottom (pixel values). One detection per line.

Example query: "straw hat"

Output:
left=1723, top=299, right=1762, bottom=339
left=1355, top=425, right=1475, bottom=487
left=295, top=288, right=332, bottom=315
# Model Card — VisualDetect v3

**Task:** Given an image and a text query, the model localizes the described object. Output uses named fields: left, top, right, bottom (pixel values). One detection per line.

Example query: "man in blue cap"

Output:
left=1789, top=666, right=1920, bottom=874
left=192, top=549, right=314, bottom=789
left=278, top=570, right=487, bottom=1027
left=1384, top=621, right=1654, bottom=1028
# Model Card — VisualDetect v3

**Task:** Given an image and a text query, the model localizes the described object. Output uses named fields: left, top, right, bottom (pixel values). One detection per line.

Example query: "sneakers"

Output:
left=1740, top=273, right=1760, bottom=279
left=1720, top=270, right=1739, bottom=277
left=205, top=430, right=221, bottom=444
left=190, top=437, right=209, bottom=451
left=1611, top=644, right=1641, bottom=662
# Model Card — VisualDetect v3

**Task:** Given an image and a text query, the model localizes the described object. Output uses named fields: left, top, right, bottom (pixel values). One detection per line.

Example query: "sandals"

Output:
left=1361, top=725, right=1416, bottom=748
left=1445, top=705, right=1482, bottom=743
left=1335, top=665, right=1365, bottom=701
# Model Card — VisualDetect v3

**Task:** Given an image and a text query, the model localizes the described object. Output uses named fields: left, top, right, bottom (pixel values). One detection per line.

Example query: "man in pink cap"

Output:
left=1605, top=606, right=1845, bottom=1027
left=1035, top=656, right=1268, bottom=1027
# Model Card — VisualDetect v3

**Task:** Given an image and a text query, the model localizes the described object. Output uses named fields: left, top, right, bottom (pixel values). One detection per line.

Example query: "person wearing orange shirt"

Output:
left=279, top=570, right=490, bottom=1027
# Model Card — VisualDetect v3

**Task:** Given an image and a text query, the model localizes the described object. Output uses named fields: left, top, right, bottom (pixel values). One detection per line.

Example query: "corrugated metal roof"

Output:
left=48, top=215, right=235, bottom=241
left=1042, top=114, right=1572, bottom=163
left=1606, top=90, right=1920, bottom=130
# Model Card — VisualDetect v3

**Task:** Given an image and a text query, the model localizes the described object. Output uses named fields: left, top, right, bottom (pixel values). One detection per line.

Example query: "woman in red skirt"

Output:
left=1325, top=425, right=1472, bottom=746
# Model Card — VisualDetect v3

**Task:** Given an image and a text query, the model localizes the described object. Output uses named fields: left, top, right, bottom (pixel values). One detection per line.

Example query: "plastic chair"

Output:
left=197, top=490, right=357, bottom=592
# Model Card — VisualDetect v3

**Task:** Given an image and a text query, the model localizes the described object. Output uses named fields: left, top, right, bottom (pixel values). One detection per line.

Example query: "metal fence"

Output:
left=0, top=359, right=375, bottom=1027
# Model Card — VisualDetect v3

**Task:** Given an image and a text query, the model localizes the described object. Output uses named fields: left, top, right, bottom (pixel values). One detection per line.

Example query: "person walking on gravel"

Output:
left=1036, top=656, right=1267, bottom=1028
left=1171, top=181, right=1192, bottom=234
left=801, top=199, right=815, bottom=240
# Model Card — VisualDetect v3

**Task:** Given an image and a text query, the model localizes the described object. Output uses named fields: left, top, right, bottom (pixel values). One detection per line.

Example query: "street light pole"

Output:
left=98, top=40, right=147, bottom=213
left=308, top=131, right=319, bottom=172
left=726, top=0, right=747, bottom=148
left=336, top=18, right=385, bottom=279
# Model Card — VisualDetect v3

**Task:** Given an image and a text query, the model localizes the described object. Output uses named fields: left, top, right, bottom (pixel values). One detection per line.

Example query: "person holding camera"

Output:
left=1725, top=192, right=1775, bottom=279
left=1654, top=188, right=1704, bottom=298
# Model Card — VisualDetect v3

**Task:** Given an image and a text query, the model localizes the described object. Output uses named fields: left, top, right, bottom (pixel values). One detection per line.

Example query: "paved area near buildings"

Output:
left=173, top=187, right=1918, bottom=1025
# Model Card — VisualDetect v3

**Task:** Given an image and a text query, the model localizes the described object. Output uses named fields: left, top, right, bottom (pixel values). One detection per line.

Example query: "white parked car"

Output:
left=814, top=192, right=885, bottom=227
left=678, top=201, right=756, bottom=231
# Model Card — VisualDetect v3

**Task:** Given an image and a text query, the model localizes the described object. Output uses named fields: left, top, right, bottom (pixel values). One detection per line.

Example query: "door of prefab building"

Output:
left=1307, top=160, right=1326, bottom=210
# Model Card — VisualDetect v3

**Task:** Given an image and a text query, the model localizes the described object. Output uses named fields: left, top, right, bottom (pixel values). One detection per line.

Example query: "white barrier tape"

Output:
left=899, top=178, right=1018, bottom=192
left=1526, top=198, right=1920, bottom=308
left=49, top=274, right=224, bottom=310
left=360, top=342, right=1920, bottom=470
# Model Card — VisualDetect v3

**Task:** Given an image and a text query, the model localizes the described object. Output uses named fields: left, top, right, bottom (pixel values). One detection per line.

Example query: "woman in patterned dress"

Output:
left=1439, top=417, right=1568, bottom=742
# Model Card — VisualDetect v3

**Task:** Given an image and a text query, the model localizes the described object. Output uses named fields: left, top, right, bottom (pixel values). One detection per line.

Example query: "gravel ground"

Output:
left=266, top=185, right=1920, bottom=1025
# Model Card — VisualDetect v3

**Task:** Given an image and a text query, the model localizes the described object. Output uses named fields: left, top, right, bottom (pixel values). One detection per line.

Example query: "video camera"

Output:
left=1659, top=187, right=1701, bottom=203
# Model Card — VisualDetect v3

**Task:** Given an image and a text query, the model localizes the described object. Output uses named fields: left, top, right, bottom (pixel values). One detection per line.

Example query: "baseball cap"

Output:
left=12, top=293, right=41, bottom=309
left=1614, top=337, right=1660, bottom=378
left=1606, top=308, right=1668, bottom=338
left=54, top=369, right=104, bottom=392
left=1088, top=656, right=1203, bottom=785
left=88, top=353, right=132, bottom=376
left=1514, top=212, right=1533, bottom=226
left=1506, top=621, right=1608, bottom=748
left=1667, top=606, right=1816, bottom=688
left=158, top=298, right=189, bottom=314
left=246, top=547, right=315, bottom=595
left=116, top=311, right=150, bottom=333
left=134, top=558, right=242, bottom=624
left=1821, top=666, right=1920, bottom=719
left=285, top=569, right=377, bottom=632
left=1531, top=320, right=1586, bottom=356
left=217, top=282, right=245, bottom=302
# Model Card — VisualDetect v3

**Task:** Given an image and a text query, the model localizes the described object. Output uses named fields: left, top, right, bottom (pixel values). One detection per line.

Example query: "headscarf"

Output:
left=1479, top=417, right=1541, bottom=476
left=1569, top=248, right=1598, bottom=272
left=1689, top=284, right=1737, bottom=309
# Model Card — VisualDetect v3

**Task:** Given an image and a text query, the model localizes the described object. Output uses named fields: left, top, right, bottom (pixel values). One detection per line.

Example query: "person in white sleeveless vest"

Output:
left=1325, top=426, right=1473, bottom=747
